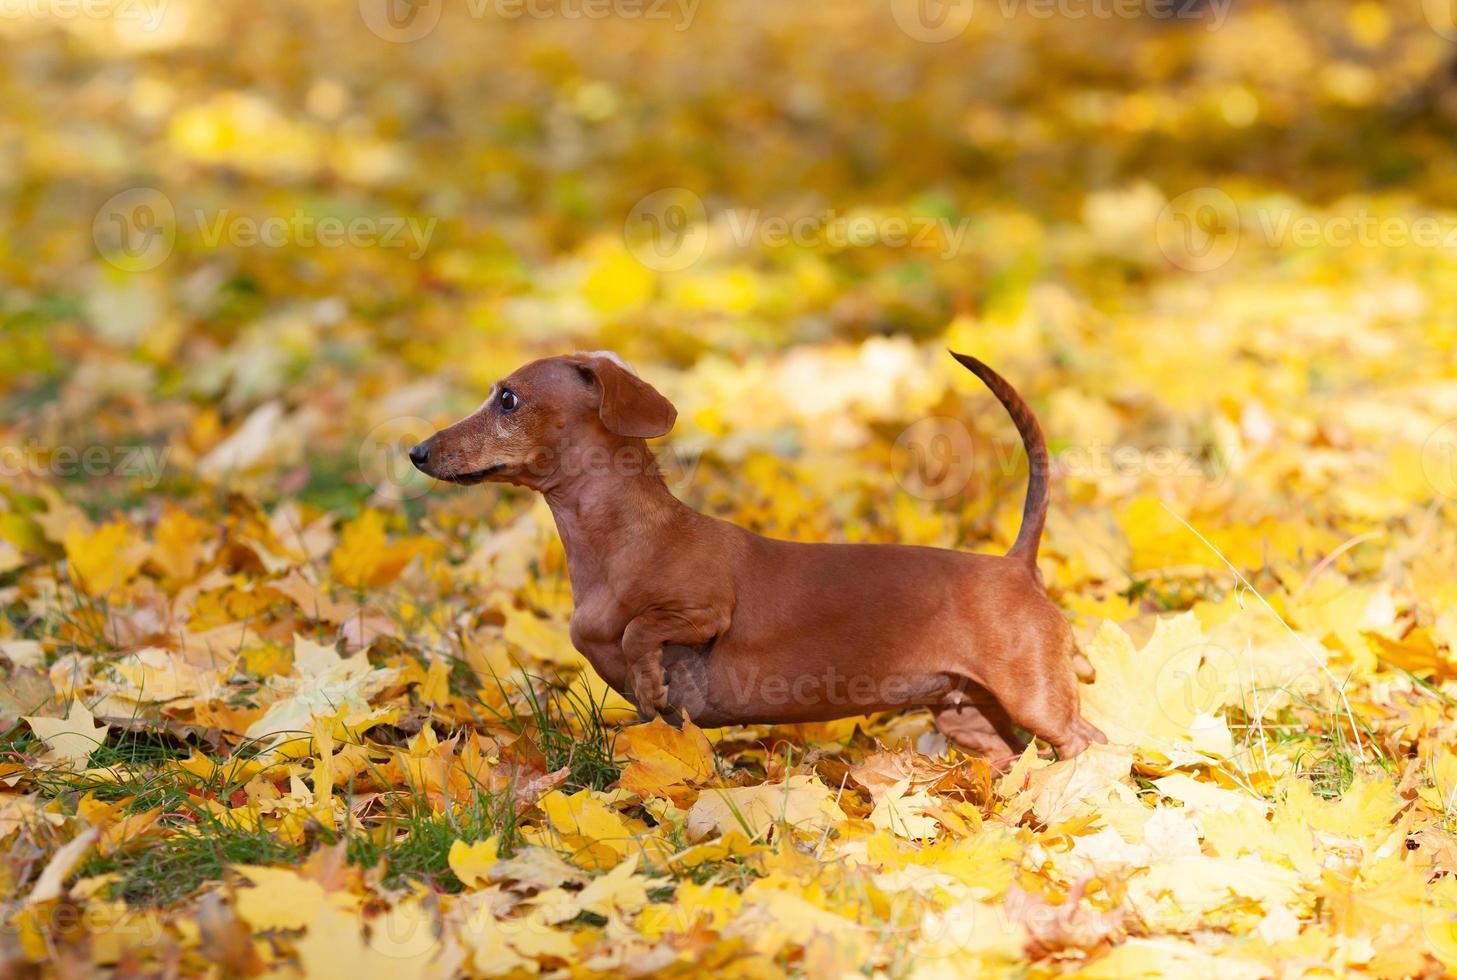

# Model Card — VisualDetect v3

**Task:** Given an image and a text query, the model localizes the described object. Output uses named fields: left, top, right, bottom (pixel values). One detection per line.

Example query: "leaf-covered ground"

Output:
left=5, top=1, right=1457, bottom=976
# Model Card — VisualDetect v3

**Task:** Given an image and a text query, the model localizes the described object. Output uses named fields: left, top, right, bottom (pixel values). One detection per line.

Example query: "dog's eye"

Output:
left=498, top=388, right=519, bottom=413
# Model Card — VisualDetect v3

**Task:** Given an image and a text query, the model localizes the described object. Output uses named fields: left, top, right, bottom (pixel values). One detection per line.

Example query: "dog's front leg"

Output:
left=622, top=606, right=726, bottom=721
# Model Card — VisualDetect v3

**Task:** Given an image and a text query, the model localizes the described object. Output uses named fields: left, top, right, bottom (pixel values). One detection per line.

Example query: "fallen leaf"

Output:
left=1008, top=743, right=1135, bottom=825
left=686, top=775, right=838, bottom=842
left=1080, top=614, right=1235, bottom=767
left=868, top=778, right=942, bottom=839
left=617, top=717, right=715, bottom=803
left=25, top=702, right=109, bottom=771
left=449, top=837, right=499, bottom=889
left=28, top=828, right=98, bottom=903
left=63, top=521, right=148, bottom=595
left=232, top=865, right=328, bottom=931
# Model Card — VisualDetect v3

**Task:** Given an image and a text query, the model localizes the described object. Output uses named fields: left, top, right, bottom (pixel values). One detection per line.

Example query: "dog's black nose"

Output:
left=408, top=442, right=429, bottom=468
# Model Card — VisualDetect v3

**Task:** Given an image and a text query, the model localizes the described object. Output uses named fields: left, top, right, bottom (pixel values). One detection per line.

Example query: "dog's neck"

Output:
left=541, top=440, right=680, bottom=592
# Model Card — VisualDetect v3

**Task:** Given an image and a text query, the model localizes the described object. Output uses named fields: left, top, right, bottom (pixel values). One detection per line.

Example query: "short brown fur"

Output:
left=411, top=351, right=1106, bottom=765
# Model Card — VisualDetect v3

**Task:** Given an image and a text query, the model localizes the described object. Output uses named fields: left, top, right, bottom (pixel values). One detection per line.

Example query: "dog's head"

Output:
left=409, top=351, right=676, bottom=489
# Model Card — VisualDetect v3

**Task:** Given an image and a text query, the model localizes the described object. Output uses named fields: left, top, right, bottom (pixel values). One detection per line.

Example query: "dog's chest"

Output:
left=568, top=586, right=630, bottom=642
left=567, top=589, right=633, bottom=683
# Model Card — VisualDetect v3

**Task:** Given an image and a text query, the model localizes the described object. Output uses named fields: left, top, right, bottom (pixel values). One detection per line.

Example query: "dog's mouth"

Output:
left=439, top=463, right=505, bottom=485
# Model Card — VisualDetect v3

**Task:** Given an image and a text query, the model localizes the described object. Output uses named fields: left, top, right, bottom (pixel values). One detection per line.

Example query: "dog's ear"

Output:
left=575, top=354, right=677, bottom=439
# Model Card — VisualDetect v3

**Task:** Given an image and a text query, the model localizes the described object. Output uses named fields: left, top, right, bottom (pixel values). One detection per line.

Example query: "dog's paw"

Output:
left=629, top=659, right=670, bottom=721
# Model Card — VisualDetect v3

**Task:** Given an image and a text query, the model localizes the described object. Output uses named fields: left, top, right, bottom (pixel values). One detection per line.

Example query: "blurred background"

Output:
left=4, top=0, right=1457, bottom=614
left=9, top=1, right=1457, bottom=967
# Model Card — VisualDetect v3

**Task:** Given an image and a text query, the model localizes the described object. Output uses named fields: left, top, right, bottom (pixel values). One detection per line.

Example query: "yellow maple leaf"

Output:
left=109, top=647, right=213, bottom=704
left=537, top=789, right=637, bottom=870
left=448, top=837, right=499, bottom=889
left=1423, top=876, right=1457, bottom=970
left=330, top=510, right=429, bottom=589
left=617, top=717, right=715, bottom=802
left=1006, top=742, right=1135, bottom=826
left=1317, top=850, right=1430, bottom=941
left=63, top=520, right=147, bottom=595
left=1286, top=574, right=1396, bottom=671
left=149, top=505, right=210, bottom=583
left=867, top=825, right=1021, bottom=894
left=867, top=781, right=942, bottom=840
left=1277, top=771, right=1402, bottom=841
left=1080, top=613, right=1234, bottom=766
left=1418, top=747, right=1457, bottom=818
left=685, top=774, right=838, bottom=842
left=500, top=605, right=583, bottom=668
left=243, top=634, right=400, bottom=744
left=1126, top=854, right=1301, bottom=934
left=295, top=902, right=434, bottom=980
left=1199, top=802, right=1317, bottom=875
left=917, top=898, right=1028, bottom=965
left=25, top=702, right=109, bottom=771
left=457, top=906, right=541, bottom=976
left=638, top=881, right=741, bottom=940
left=27, top=828, right=99, bottom=903
left=0, top=540, right=24, bottom=575
left=665, top=830, right=761, bottom=871
left=31, top=485, right=91, bottom=546
left=1115, top=495, right=1214, bottom=572
left=1367, top=627, right=1457, bottom=680
left=731, top=886, right=871, bottom=962
left=572, top=853, right=650, bottom=918
left=231, top=865, right=326, bottom=931
left=96, top=807, right=162, bottom=857
left=418, top=656, right=452, bottom=707
left=1078, top=937, right=1265, bottom=980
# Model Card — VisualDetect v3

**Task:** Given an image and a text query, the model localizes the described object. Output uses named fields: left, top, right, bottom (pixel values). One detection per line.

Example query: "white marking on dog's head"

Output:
left=578, top=350, right=636, bottom=376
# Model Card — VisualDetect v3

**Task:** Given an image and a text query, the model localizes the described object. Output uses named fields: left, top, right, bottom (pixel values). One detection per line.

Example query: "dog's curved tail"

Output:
left=949, top=351, right=1049, bottom=571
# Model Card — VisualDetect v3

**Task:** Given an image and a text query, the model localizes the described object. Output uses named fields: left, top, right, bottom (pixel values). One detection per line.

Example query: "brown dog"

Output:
left=410, top=350, right=1106, bottom=763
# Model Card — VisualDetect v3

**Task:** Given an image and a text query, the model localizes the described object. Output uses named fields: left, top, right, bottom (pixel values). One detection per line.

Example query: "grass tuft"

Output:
left=487, top=670, right=622, bottom=791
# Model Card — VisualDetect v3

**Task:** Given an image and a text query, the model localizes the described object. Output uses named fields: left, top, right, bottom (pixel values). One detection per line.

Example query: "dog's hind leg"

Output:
left=980, top=631, right=1106, bottom=760
left=931, top=686, right=1028, bottom=769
